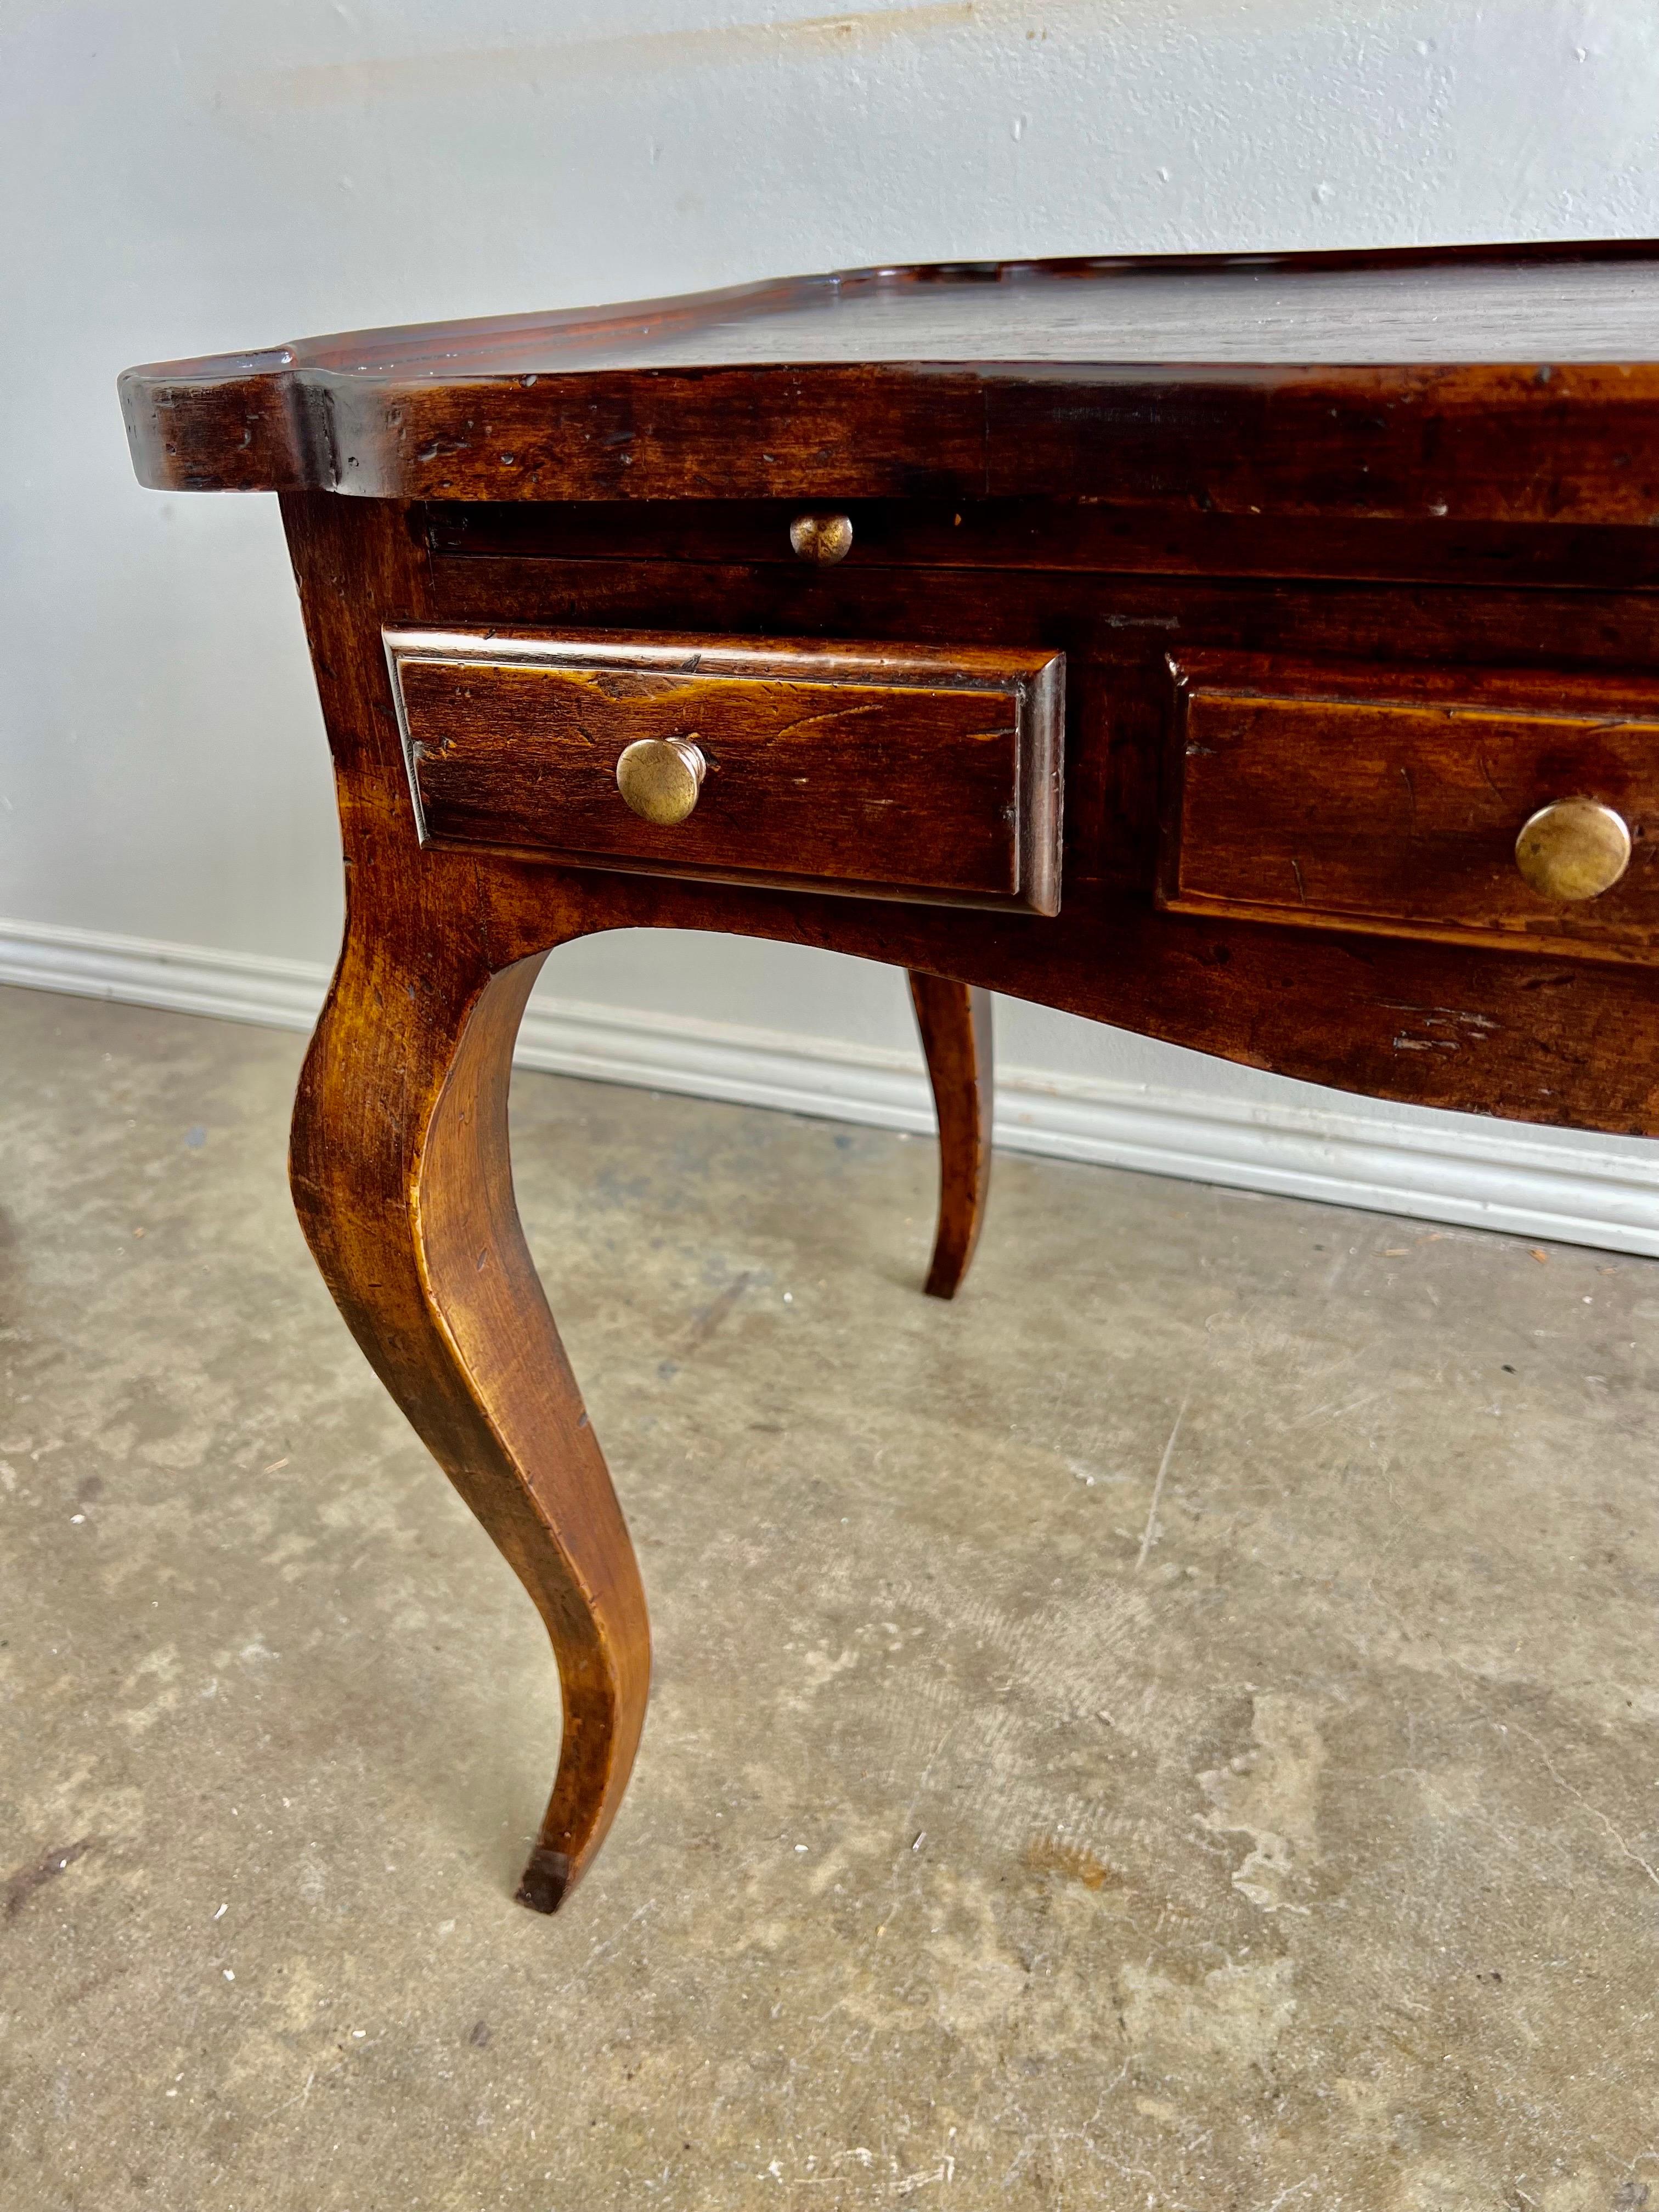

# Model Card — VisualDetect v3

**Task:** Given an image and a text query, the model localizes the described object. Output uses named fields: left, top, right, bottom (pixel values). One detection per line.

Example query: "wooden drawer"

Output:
left=1160, top=652, right=1659, bottom=963
left=385, top=627, right=1064, bottom=914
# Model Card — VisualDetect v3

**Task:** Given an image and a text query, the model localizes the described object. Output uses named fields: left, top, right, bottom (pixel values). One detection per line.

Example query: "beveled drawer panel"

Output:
left=385, top=627, right=1064, bottom=913
left=1160, top=652, right=1659, bottom=963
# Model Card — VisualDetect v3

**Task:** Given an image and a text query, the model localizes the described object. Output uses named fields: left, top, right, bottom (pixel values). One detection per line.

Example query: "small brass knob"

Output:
left=616, top=737, right=706, bottom=826
left=1514, top=798, right=1632, bottom=902
left=789, top=512, right=854, bottom=566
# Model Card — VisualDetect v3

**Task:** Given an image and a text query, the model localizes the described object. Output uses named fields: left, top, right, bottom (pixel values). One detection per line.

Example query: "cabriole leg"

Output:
left=907, top=971, right=995, bottom=1300
left=289, top=924, right=650, bottom=1912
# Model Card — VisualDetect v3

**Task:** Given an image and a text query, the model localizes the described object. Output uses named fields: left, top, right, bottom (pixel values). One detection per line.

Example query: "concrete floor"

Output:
left=1, top=982, right=1657, bottom=2211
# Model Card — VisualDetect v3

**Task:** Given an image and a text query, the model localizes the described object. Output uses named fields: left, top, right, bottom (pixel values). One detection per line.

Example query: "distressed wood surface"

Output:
left=266, top=482, right=1659, bottom=1905
left=112, top=237, right=1659, bottom=1906
left=290, top=935, right=649, bottom=1912
left=424, top=496, right=1659, bottom=592
left=389, top=627, right=1063, bottom=912
left=281, top=496, right=654, bottom=1914
left=120, top=245, right=1659, bottom=520
left=1164, top=654, right=1659, bottom=961
left=424, top=541, right=1659, bottom=928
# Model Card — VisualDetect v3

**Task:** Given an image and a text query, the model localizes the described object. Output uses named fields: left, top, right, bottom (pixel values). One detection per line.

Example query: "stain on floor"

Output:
left=1, top=983, right=1655, bottom=2209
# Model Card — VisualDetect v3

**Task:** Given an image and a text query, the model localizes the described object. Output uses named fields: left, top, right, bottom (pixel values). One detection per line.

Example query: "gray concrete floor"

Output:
left=2, top=983, right=1657, bottom=2211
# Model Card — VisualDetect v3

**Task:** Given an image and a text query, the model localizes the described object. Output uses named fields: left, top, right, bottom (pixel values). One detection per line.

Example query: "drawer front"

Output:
left=1161, top=652, right=1659, bottom=963
left=386, top=628, right=1064, bottom=914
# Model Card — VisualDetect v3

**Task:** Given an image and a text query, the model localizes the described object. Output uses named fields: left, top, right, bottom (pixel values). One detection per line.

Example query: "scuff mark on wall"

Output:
left=239, top=1, right=1066, bottom=109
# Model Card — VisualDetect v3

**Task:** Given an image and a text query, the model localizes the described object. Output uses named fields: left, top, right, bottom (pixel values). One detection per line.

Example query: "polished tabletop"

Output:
left=121, top=243, right=1659, bottom=515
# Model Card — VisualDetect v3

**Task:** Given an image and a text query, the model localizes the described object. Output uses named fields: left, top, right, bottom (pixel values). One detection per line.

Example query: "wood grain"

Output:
left=290, top=934, right=650, bottom=1912
left=1163, top=654, right=1659, bottom=961
left=422, top=544, right=1659, bottom=910
left=111, top=236, right=1659, bottom=1909
left=909, top=974, right=994, bottom=1300
left=424, top=496, right=1659, bottom=593
left=119, top=247, right=1659, bottom=521
left=388, top=627, right=1065, bottom=912
left=280, top=492, right=650, bottom=1915
left=405, top=536, right=1659, bottom=1136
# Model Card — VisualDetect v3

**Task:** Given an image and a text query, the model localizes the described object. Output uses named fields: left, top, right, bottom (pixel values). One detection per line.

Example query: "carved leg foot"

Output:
left=289, top=928, right=650, bottom=1912
left=907, top=971, right=995, bottom=1300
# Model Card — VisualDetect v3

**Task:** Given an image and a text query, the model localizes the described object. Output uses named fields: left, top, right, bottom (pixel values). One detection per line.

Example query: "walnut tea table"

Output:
left=121, top=242, right=1659, bottom=1911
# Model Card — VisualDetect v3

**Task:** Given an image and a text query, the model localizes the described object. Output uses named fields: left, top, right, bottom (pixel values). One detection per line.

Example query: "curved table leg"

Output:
left=907, top=971, right=995, bottom=1300
left=289, top=927, right=650, bottom=1914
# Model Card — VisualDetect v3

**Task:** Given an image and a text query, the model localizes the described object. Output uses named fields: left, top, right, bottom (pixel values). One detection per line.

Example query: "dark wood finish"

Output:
left=290, top=939, right=648, bottom=1912
left=119, top=245, right=1659, bottom=1911
left=387, top=627, right=1064, bottom=913
left=424, top=497, right=1659, bottom=594
left=121, top=247, right=1659, bottom=522
left=1163, top=653, right=1659, bottom=961
left=421, top=549, right=1659, bottom=950
left=276, top=491, right=655, bottom=1916
left=909, top=974, right=994, bottom=1300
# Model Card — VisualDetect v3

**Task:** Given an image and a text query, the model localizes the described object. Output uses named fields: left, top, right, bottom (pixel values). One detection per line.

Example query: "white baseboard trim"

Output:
left=0, top=915, right=326, bottom=1034
left=4, top=914, right=1656, bottom=1256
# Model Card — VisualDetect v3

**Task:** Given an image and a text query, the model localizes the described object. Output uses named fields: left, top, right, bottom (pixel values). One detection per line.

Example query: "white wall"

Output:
left=6, top=1, right=1659, bottom=1247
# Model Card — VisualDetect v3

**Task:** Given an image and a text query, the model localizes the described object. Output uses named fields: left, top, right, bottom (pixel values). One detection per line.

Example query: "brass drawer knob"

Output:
left=1514, top=798, right=1632, bottom=902
left=788, top=511, right=854, bottom=566
left=616, top=736, right=706, bottom=826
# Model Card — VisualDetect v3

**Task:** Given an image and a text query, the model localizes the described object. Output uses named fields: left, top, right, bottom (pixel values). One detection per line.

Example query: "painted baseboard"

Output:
left=3, top=914, right=1656, bottom=1255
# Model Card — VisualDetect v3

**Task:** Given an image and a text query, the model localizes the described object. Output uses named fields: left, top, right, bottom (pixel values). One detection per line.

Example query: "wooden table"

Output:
left=122, top=242, right=1659, bottom=1913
